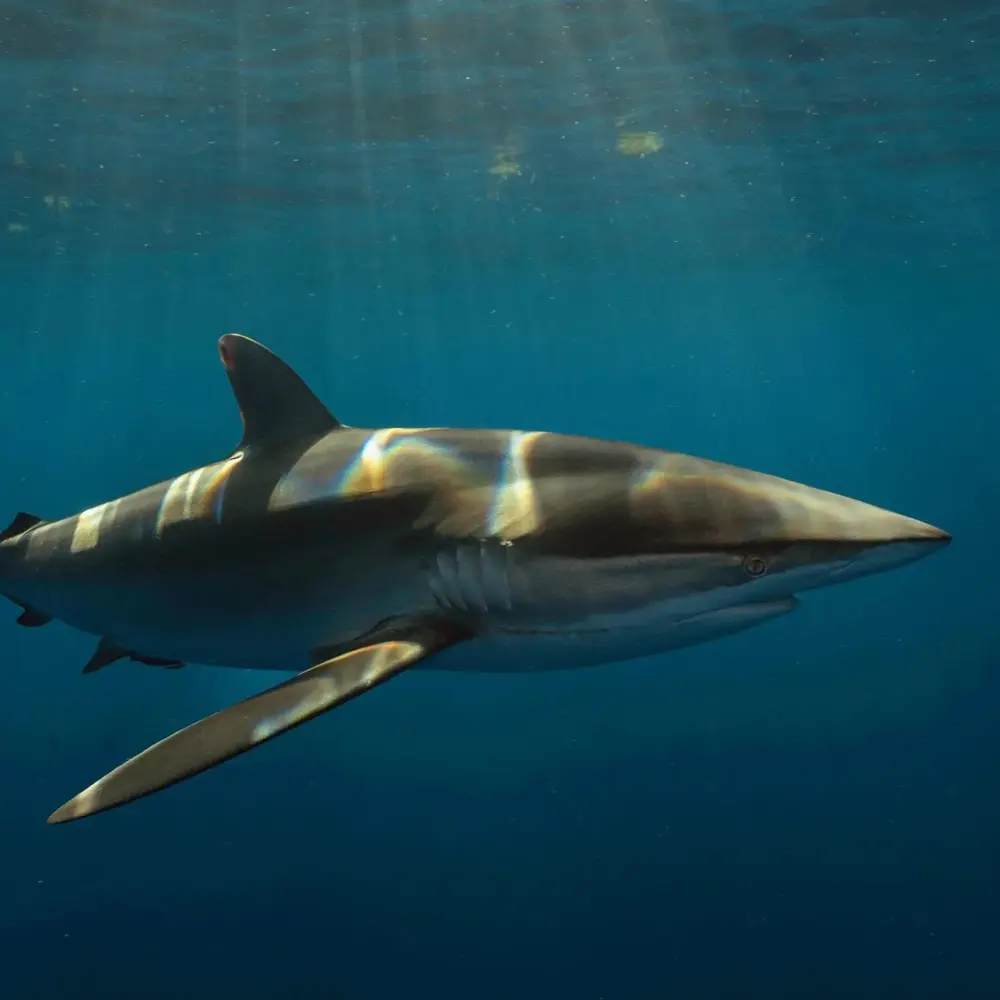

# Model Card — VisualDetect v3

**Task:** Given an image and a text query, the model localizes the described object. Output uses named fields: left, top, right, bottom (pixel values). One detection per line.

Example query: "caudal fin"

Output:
left=0, top=511, right=46, bottom=543
left=0, top=511, right=53, bottom=626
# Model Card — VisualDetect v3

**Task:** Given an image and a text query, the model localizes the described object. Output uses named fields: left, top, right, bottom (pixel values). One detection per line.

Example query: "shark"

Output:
left=0, top=334, right=950, bottom=825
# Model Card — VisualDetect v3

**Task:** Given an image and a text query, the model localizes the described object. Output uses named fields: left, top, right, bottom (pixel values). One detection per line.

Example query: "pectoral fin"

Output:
left=48, top=620, right=464, bottom=825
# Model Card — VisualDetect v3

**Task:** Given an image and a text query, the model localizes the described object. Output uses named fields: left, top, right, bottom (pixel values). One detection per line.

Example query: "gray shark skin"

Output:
left=0, top=334, right=950, bottom=825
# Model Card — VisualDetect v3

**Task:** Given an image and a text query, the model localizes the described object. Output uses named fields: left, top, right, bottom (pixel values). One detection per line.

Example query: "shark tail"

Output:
left=0, top=511, right=45, bottom=543
left=0, top=511, right=53, bottom=627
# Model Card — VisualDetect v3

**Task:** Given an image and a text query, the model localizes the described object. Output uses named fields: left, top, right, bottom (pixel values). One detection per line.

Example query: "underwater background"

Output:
left=0, top=1, right=997, bottom=997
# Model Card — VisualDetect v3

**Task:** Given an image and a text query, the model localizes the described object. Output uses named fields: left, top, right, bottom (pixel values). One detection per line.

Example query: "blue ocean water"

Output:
left=0, top=1, right=997, bottom=996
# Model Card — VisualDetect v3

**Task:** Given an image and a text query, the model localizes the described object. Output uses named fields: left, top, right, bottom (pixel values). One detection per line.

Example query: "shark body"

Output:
left=0, top=334, right=950, bottom=824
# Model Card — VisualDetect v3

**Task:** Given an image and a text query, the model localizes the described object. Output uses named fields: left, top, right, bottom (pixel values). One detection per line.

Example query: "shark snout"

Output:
left=809, top=487, right=950, bottom=549
left=829, top=527, right=950, bottom=583
left=773, top=475, right=950, bottom=546
left=837, top=504, right=950, bottom=546
left=708, top=468, right=952, bottom=591
left=787, top=491, right=951, bottom=587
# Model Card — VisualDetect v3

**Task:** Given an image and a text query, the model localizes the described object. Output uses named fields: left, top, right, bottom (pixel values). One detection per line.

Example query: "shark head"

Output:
left=496, top=438, right=951, bottom=637
left=627, top=452, right=951, bottom=600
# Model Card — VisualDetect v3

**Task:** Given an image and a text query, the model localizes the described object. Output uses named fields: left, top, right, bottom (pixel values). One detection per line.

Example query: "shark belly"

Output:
left=3, top=517, right=430, bottom=672
left=47, top=572, right=421, bottom=671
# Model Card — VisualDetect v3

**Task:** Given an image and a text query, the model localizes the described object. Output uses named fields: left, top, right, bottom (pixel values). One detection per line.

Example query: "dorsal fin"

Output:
left=0, top=511, right=46, bottom=543
left=217, top=334, right=341, bottom=454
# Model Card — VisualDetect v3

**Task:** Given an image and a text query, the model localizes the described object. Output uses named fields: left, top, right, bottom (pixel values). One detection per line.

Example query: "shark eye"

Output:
left=743, top=554, right=768, bottom=578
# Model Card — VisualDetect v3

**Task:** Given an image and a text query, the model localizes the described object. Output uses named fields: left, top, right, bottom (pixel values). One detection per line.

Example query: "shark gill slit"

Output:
left=432, top=542, right=514, bottom=617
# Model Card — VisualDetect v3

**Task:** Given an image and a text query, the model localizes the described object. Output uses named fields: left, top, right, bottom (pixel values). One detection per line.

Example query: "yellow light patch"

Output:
left=154, top=456, right=242, bottom=537
left=340, top=430, right=493, bottom=537
left=70, top=502, right=113, bottom=554
left=616, top=131, right=663, bottom=157
left=199, top=454, right=242, bottom=521
left=489, top=152, right=521, bottom=178
left=489, top=431, right=544, bottom=540
left=181, top=467, right=205, bottom=520
left=155, top=474, right=192, bottom=537
left=338, top=429, right=467, bottom=501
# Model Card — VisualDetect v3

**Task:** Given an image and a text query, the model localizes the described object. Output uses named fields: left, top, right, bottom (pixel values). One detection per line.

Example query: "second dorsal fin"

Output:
left=217, top=334, right=341, bottom=454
